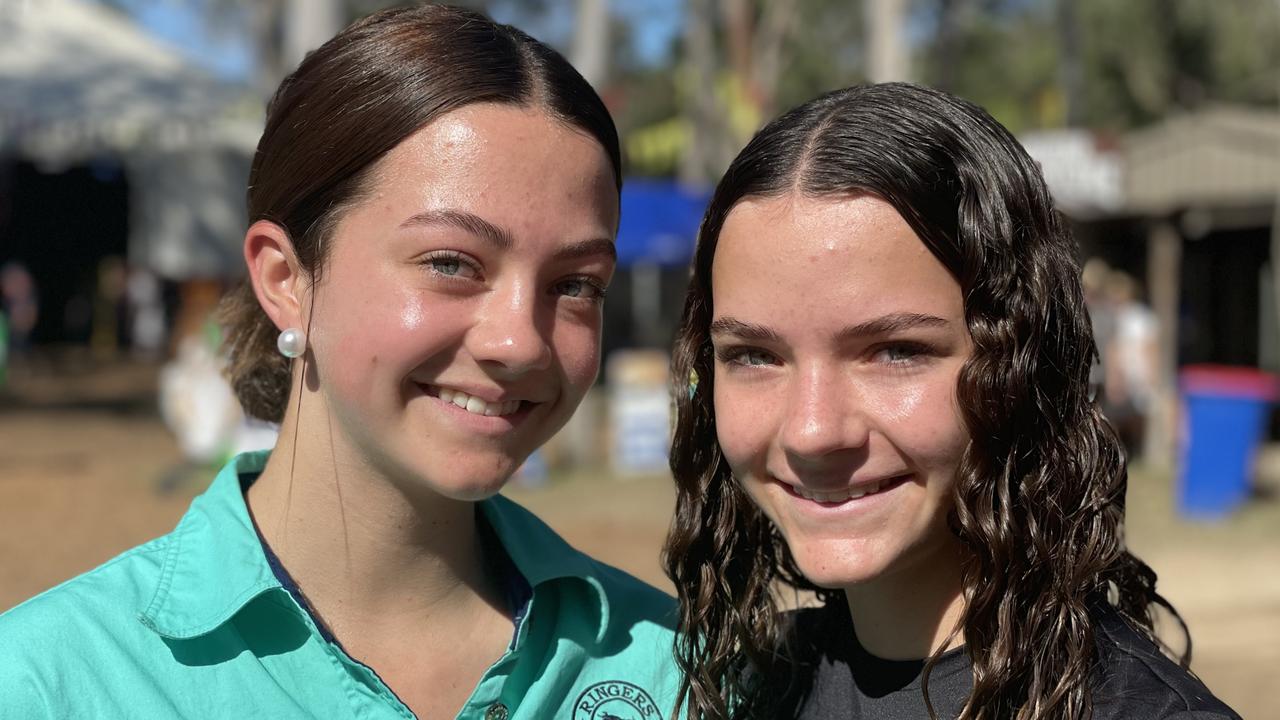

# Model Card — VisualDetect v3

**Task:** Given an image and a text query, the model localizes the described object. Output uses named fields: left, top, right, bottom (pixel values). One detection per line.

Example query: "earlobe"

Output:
left=244, top=220, right=307, bottom=332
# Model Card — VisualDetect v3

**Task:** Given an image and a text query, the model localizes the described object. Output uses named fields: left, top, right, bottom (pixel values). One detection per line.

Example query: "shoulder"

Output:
left=483, top=497, right=682, bottom=714
left=582, top=556, right=677, bottom=629
left=485, top=493, right=677, bottom=631
left=565, top=558, right=681, bottom=708
left=0, top=534, right=169, bottom=637
left=781, top=602, right=851, bottom=659
left=1091, top=607, right=1242, bottom=720
left=0, top=535, right=171, bottom=714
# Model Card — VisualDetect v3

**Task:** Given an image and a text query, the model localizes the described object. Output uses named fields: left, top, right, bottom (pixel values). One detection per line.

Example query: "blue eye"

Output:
left=873, top=342, right=932, bottom=365
left=554, top=278, right=606, bottom=301
left=715, top=346, right=777, bottom=368
left=422, top=252, right=479, bottom=279
left=432, top=258, right=461, bottom=275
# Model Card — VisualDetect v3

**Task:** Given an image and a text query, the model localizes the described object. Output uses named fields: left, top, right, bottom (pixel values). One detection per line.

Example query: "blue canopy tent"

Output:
left=616, top=179, right=711, bottom=268
left=611, top=179, right=711, bottom=349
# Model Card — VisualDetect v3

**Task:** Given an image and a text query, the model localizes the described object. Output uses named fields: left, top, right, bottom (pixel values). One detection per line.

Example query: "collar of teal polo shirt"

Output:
left=480, top=494, right=612, bottom=644
left=136, top=451, right=612, bottom=645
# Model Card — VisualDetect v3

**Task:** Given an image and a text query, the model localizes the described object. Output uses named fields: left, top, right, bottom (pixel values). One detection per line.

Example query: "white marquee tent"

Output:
left=0, top=0, right=259, bottom=279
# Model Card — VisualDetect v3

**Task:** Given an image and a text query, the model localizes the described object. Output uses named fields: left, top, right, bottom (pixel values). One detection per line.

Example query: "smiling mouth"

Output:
left=786, top=474, right=911, bottom=504
left=427, top=386, right=528, bottom=417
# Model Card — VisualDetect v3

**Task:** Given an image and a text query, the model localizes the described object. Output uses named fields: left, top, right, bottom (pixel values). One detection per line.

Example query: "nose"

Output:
left=467, top=280, right=553, bottom=376
left=779, top=362, right=870, bottom=463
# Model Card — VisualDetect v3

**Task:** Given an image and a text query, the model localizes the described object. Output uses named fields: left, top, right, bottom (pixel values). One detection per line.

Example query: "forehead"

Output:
left=711, top=194, right=962, bottom=325
left=356, top=103, right=618, bottom=226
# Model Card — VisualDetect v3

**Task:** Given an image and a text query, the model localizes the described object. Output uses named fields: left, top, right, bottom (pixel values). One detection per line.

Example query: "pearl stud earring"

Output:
left=276, top=328, right=306, bottom=358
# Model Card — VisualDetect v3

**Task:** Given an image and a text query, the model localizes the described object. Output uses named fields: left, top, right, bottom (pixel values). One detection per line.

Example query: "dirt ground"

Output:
left=1, top=360, right=1276, bottom=718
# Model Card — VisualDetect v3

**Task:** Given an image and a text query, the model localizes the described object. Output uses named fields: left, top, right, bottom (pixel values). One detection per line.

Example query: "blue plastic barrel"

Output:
left=1177, top=365, right=1278, bottom=518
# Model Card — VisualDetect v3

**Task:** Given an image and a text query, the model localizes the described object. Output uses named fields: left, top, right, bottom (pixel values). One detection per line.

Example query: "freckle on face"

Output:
left=299, top=103, right=617, bottom=499
left=710, top=193, right=972, bottom=590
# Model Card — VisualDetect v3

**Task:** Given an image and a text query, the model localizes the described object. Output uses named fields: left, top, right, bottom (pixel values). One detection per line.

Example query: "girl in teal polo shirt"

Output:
left=0, top=6, right=679, bottom=718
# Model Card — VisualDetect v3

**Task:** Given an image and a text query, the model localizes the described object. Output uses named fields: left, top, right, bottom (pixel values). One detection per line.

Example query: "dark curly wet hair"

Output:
left=662, top=82, right=1186, bottom=719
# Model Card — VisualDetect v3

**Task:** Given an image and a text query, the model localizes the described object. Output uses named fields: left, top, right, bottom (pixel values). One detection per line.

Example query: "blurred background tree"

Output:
left=95, top=0, right=1280, bottom=174
left=915, top=0, right=1280, bottom=133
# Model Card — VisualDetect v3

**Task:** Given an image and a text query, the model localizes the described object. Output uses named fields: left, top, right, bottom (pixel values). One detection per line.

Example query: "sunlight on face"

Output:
left=710, top=194, right=971, bottom=591
left=305, top=104, right=619, bottom=499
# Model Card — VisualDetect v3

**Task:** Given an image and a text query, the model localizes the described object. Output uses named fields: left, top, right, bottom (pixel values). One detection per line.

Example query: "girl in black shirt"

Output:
left=663, top=83, right=1240, bottom=719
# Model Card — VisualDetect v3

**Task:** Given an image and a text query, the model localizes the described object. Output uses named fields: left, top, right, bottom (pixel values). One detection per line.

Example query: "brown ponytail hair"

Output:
left=219, top=4, right=620, bottom=422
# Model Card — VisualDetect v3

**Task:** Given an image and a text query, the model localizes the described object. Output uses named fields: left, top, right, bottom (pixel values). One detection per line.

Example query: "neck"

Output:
left=843, top=538, right=967, bottom=660
left=246, top=400, right=502, bottom=638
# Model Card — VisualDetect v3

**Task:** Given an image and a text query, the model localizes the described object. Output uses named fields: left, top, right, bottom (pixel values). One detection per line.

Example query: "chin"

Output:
left=433, top=465, right=521, bottom=501
left=385, top=453, right=524, bottom=503
left=787, top=538, right=895, bottom=590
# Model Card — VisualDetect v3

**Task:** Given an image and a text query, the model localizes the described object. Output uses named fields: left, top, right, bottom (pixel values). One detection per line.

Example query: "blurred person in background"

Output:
left=126, top=265, right=167, bottom=361
left=1080, top=257, right=1114, bottom=402
left=90, top=255, right=128, bottom=360
left=664, top=83, right=1239, bottom=719
left=0, top=260, right=38, bottom=359
left=0, top=6, right=679, bottom=719
left=1101, top=270, right=1159, bottom=458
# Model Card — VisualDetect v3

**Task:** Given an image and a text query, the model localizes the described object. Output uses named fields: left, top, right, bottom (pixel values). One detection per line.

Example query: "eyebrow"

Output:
left=709, top=312, right=949, bottom=342
left=709, top=317, right=780, bottom=342
left=400, top=209, right=514, bottom=250
left=399, top=208, right=615, bottom=262
left=554, top=237, right=617, bottom=263
left=838, top=312, right=950, bottom=339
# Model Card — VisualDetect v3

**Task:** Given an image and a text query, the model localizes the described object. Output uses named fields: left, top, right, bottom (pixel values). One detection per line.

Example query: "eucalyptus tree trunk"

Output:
left=866, top=0, right=909, bottom=83
left=570, top=0, right=609, bottom=88
left=679, top=0, right=720, bottom=185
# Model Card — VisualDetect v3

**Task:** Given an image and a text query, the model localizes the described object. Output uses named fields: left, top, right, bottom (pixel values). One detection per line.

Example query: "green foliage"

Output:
left=915, top=0, right=1280, bottom=133
left=918, top=2, right=1061, bottom=133
left=769, top=0, right=866, bottom=112
left=1078, top=0, right=1280, bottom=128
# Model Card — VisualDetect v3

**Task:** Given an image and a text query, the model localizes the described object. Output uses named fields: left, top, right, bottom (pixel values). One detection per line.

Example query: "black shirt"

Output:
left=774, top=602, right=1241, bottom=719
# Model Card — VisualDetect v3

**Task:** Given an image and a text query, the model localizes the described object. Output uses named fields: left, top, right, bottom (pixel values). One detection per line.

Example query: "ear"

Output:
left=244, top=220, right=308, bottom=332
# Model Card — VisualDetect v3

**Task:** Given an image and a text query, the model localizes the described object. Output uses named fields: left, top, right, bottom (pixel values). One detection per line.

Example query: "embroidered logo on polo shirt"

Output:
left=573, top=680, right=660, bottom=720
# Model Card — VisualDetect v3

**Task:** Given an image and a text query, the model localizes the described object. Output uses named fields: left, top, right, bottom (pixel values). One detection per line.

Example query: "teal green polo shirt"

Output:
left=0, top=452, right=681, bottom=719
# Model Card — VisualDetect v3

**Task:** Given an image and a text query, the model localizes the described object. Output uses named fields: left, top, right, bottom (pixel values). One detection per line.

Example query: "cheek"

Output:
left=713, top=383, right=775, bottom=471
left=884, top=375, right=969, bottom=472
left=549, top=318, right=602, bottom=392
left=316, top=288, right=467, bottom=389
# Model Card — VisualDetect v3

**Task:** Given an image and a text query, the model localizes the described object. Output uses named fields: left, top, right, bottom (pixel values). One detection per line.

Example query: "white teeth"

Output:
left=797, top=480, right=885, bottom=503
left=437, top=387, right=521, bottom=417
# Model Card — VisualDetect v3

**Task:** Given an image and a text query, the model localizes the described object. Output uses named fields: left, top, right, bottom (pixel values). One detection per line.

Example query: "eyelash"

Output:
left=872, top=341, right=937, bottom=366
left=420, top=250, right=479, bottom=280
left=419, top=251, right=607, bottom=302
left=553, top=276, right=609, bottom=303
left=714, top=341, right=939, bottom=369
left=716, top=346, right=778, bottom=368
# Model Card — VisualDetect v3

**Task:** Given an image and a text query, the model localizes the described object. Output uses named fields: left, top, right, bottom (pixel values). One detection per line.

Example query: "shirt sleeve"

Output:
left=0, top=662, right=53, bottom=718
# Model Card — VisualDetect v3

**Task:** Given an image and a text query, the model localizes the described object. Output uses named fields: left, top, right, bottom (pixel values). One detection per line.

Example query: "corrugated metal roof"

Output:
left=1123, top=106, right=1280, bottom=213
